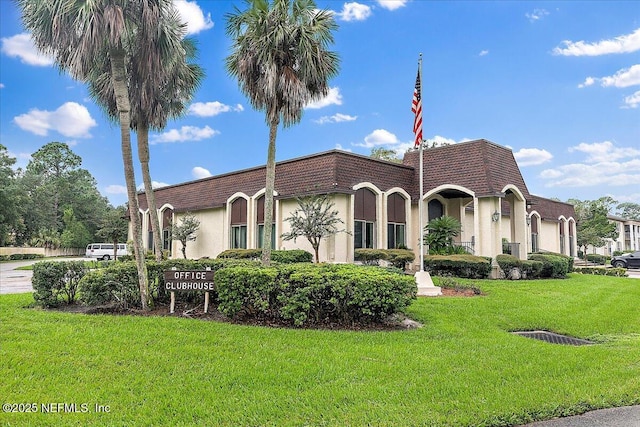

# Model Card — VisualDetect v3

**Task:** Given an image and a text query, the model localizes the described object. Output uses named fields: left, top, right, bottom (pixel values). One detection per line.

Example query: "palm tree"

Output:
left=226, top=0, right=340, bottom=265
left=18, top=0, right=180, bottom=309
left=87, top=17, right=204, bottom=262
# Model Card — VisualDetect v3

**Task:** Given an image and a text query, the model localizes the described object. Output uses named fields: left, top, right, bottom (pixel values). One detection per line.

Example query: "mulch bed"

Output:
left=49, top=287, right=480, bottom=331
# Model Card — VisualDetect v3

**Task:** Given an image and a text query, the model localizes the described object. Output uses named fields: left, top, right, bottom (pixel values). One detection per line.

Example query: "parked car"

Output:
left=610, top=251, right=640, bottom=269
left=85, top=243, right=128, bottom=260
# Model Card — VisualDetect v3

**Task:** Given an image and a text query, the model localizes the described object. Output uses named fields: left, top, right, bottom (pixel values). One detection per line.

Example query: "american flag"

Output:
left=411, top=68, right=423, bottom=148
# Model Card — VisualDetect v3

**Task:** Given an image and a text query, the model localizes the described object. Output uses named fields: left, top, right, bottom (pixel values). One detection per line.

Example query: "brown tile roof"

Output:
left=138, top=139, right=542, bottom=213
left=138, top=150, right=415, bottom=212
left=528, top=195, right=576, bottom=221
left=403, top=139, right=531, bottom=200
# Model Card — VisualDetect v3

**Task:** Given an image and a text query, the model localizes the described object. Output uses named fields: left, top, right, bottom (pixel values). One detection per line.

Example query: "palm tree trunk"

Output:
left=138, top=123, right=164, bottom=261
left=109, top=46, right=150, bottom=310
left=261, top=119, right=278, bottom=266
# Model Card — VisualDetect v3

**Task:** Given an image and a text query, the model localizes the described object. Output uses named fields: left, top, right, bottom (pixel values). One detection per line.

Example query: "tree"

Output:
left=423, top=215, right=462, bottom=255
left=171, top=213, right=200, bottom=259
left=87, top=22, right=204, bottom=262
left=19, top=0, right=181, bottom=309
left=0, top=145, right=23, bottom=246
left=226, top=0, right=340, bottom=266
left=281, top=194, right=345, bottom=263
left=370, top=147, right=401, bottom=163
left=97, top=206, right=129, bottom=260
left=60, top=207, right=92, bottom=249
left=616, top=202, right=640, bottom=221
left=569, top=197, right=618, bottom=257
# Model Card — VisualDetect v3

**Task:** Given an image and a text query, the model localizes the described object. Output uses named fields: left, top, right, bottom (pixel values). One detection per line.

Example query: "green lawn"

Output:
left=1, top=274, right=639, bottom=426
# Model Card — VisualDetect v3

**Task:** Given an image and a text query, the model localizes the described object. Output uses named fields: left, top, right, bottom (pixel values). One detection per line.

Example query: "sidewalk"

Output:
left=523, top=405, right=640, bottom=426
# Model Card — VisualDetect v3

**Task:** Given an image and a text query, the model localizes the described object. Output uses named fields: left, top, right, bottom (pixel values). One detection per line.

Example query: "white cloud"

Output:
left=192, top=166, right=212, bottom=179
left=354, top=129, right=399, bottom=148
left=579, top=65, right=640, bottom=89
left=151, top=125, right=219, bottom=144
left=305, top=87, right=343, bottom=109
left=0, top=83, right=4, bottom=89
left=479, top=50, right=489, bottom=57
left=514, top=148, right=553, bottom=166
left=623, top=90, right=640, bottom=108
left=173, top=0, right=214, bottom=35
left=376, top=0, right=408, bottom=11
left=335, top=2, right=372, bottom=22
left=14, top=102, right=97, bottom=138
left=314, top=113, right=357, bottom=124
left=540, top=141, right=640, bottom=189
left=540, top=159, right=640, bottom=188
left=137, top=181, right=170, bottom=191
left=105, top=185, right=127, bottom=195
left=526, top=8, right=549, bottom=22
left=335, top=143, right=352, bottom=152
left=1, top=33, right=54, bottom=66
left=568, top=141, right=640, bottom=162
left=553, top=28, right=640, bottom=56
left=188, top=101, right=243, bottom=117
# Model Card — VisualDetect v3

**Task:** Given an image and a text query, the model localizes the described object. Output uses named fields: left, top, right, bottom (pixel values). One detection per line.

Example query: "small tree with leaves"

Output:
left=281, top=195, right=345, bottom=263
left=97, top=206, right=128, bottom=260
left=423, top=215, right=462, bottom=255
left=171, top=213, right=200, bottom=259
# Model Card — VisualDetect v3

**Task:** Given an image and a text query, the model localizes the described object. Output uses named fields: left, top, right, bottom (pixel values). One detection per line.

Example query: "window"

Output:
left=256, top=195, right=275, bottom=249
left=387, top=193, right=407, bottom=248
left=387, top=223, right=406, bottom=249
left=531, top=215, right=539, bottom=253
left=161, top=208, right=173, bottom=254
left=355, top=221, right=375, bottom=249
left=230, top=198, right=247, bottom=249
left=231, top=225, right=247, bottom=249
left=354, top=188, right=377, bottom=249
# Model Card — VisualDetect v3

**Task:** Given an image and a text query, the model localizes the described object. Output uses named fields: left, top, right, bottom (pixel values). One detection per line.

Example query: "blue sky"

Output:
left=1, top=0, right=639, bottom=208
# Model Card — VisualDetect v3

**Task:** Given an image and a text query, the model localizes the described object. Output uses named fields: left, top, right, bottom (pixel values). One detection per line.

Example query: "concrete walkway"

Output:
left=523, top=405, right=640, bottom=426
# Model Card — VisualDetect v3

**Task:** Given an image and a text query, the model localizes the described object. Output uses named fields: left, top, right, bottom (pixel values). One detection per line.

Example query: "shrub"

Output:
left=32, top=261, right=86, bottom=306
left=385, top=249, right=415, bottom=271
left=495, top=254, right=544, bottom=280
left=521, top=259, right=544, bottom=279
left=424, top=254, right=492, bottom=279
left=585, top=254, right=608, bottom=265
left=217, top=249, right=313, bottom=263
left=528, top=253, right=570, bottom=278
left=573, top=267, right=627, bottom=277
left=0, top=255, right=9, bottom=261
left=215, top=263, right=416, bottom=327
left=354, top=249, right=389, bottom=266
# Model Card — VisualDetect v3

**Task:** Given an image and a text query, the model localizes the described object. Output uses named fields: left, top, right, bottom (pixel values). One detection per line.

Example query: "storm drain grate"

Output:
left=512, top=330, right=594, bottom=346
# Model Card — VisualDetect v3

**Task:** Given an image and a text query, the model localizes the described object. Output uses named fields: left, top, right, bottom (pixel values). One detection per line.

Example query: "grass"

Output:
left=1, top=274, right=639, bottom=426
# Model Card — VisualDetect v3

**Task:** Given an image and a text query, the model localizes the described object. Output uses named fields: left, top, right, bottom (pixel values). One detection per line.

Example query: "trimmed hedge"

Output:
left=216, top=263, right=417, bottom=327
left=424, top=254, right=492, bottom=279
left=354, top=248, right=415, bottom=270
left=573, top=267, right=627, bottom=277
left=495, top=254, right=544, bottom=280
left=1, top=253, right=45, bottom=261
left=217, top=249, right=313, bottom=263
left=78, top=258, right=258, bottom=307
left=32, top=261, right=87, bottom=307
left=528, top=253, right=572, bottom=278
left=585, top=254, right=608, bottom=265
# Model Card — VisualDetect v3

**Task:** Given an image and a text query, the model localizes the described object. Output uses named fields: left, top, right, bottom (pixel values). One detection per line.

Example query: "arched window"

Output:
left=161, top=208, right=173, bottom=254
left=428, top=199, right=444, bottom=221
left=530, top=214, right=539, bottom=253
left=354, top=188, right=376, bottom=249
left=256, top=195, right=275, bottom=249
left=230, top=198, right=247, bottom=249
left=559, top=219, right=566, bottom=255
left=387, top=193, right=406, bottom=249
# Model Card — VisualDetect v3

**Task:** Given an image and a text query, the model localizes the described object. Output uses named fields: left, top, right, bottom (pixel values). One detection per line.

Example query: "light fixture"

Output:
left=491, top=210, right=500, bottom=222
left=526, top=216, right=531, bottom=226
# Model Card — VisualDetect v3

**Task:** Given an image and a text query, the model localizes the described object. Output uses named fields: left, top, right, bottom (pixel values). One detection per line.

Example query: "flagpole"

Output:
left=413, top=53, right=441, bottom=296
left=418, top=54, right=424, bottom=273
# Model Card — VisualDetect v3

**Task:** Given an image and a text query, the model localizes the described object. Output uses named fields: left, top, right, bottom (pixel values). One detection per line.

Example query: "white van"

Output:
left=85, top=243, right=128, bottom=260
